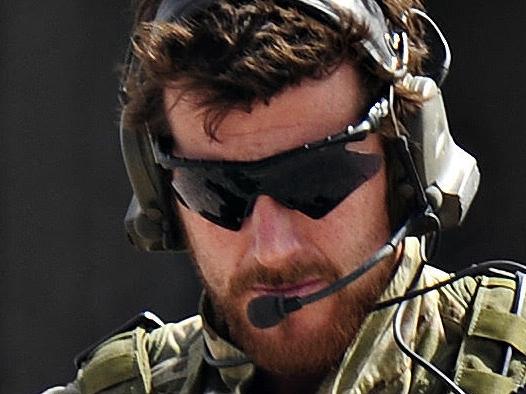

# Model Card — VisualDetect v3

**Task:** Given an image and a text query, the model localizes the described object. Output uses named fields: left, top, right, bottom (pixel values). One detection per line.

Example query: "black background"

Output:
left=1, top=2, right=525, bottom=393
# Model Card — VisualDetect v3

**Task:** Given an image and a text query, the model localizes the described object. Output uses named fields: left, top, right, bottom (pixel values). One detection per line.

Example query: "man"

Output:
left=44, top=0, right=526, bottom=393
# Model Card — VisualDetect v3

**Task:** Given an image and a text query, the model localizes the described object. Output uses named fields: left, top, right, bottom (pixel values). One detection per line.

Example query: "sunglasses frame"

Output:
left=152, top=97, right=389, bottom=169
left=148, top=97, right=390, bottom=229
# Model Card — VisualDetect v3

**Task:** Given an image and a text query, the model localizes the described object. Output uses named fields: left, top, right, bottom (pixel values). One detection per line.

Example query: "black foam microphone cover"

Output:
left=247, top=295, right=302, bottom=329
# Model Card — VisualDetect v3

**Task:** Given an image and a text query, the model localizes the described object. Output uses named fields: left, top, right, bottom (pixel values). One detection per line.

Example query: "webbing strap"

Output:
left=456, top=368, right=517, bottom=394
left=79, top=328, right=151, bottom=394
left=484, top=276, right=516, bottom=291
left=470, top=309, right=526, bottom=356
left=453, top=274, right=526, bottom=394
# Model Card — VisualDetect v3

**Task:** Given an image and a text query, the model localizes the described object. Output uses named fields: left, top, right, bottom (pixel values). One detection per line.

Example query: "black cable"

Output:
left=410, top=8, right=451, bottom=87
left=379, top=260, right=526, bottom=394
left=393, top=301, right=466, bottom=394
left=375, top=260, right=526, bottom=310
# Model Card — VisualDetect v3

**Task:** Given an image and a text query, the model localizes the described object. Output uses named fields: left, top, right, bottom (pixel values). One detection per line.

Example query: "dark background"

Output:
left=1, top=2, right=525, bottom=393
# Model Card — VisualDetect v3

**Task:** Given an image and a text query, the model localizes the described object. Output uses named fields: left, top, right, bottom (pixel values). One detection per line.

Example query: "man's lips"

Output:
left=252, top=278, right=327, bottom=298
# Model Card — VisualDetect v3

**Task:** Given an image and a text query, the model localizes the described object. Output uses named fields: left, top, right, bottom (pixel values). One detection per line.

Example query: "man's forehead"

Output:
left=162, top=63, right=368, bottom=158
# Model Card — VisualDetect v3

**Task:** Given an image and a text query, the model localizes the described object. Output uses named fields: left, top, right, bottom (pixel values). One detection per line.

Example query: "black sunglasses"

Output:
left=153, top=98, right=389, bottom=230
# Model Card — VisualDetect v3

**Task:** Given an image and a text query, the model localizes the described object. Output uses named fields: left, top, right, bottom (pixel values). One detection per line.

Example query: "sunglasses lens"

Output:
left=264, top=143, right=382, bottom=218
left=172, top=166, right=251, bottom=230
left=170, top=142, right=382, bottom=230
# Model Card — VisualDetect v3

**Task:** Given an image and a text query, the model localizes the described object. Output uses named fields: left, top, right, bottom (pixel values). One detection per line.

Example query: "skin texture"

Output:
left=164, top=63, right=399, bottom=393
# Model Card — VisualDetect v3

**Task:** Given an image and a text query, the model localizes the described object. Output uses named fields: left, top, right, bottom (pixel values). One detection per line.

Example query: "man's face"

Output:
left=164, top=63, right=394, bottom=376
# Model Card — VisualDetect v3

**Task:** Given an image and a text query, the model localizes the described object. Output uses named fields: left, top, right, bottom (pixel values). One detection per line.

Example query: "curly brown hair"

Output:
left=122, top=0, right=427, bottom=141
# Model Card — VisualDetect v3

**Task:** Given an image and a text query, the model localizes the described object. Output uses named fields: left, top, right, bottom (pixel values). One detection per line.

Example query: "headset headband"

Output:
left=153, top=0, right=405, bottom=77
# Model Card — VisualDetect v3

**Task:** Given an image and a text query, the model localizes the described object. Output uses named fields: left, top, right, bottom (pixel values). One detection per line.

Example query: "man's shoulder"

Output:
left=148, top=315, right=204, bottom=364
left=421, top=264, right=481, bottom=332
left=43, top=315, right=203, bottom=394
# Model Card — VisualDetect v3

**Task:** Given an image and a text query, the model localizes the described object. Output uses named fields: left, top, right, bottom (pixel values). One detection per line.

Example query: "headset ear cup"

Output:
left=401, top=75, right=480, bottom=229
left=120, top=110, right=186, bottom=252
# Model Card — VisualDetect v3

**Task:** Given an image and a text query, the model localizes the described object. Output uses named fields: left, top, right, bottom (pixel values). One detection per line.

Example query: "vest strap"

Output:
left=79, top=328, right=151, bottom=394
left=456, top=368, right=518, bottom=394
left=470, top=309, right=526, bottom=356
left=454, top=273, right=526, bottom=394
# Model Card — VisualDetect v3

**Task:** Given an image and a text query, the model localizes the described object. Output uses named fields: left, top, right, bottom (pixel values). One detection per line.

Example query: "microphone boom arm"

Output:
left=247, top=217, right=412, bottom=329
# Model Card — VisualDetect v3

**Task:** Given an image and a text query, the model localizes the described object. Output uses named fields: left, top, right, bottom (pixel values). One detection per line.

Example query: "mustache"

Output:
left=229, top=259, right=342, bottom=297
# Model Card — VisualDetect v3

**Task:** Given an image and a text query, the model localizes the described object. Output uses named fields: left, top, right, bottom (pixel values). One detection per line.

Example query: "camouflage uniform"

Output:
left=44, top=238, right=526, bottom=393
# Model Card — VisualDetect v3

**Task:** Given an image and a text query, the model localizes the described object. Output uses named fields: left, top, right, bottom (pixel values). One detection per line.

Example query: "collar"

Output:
left=198, top=295, right=255, bottom=392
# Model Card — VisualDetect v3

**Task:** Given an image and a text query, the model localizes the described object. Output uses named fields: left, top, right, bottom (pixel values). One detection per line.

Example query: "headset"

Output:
left=119, top=0, right=480, bottom=258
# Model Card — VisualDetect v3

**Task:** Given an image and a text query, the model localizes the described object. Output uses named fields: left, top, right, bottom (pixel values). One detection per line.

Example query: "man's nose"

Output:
left=245, top=195, right=304, bottom=268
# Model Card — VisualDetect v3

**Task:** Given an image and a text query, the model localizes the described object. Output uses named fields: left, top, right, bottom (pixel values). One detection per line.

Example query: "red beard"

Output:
left=201, top=257, right=388, bottom=377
